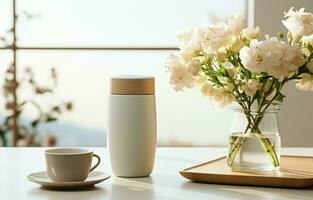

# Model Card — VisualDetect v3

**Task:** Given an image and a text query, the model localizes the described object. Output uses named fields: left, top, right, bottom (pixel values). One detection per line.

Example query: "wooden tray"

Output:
left=180, top=155, right=313, bottom=188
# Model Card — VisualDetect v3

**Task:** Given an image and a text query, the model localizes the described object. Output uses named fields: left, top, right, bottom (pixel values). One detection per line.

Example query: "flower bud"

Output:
left=215, top=51, right=227, bottom=61
left=226, top=68, right=236, bottom=77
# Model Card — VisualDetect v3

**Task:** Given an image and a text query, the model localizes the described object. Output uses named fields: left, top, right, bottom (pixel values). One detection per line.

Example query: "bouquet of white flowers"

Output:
left=166, top=7, right=313, bottom=169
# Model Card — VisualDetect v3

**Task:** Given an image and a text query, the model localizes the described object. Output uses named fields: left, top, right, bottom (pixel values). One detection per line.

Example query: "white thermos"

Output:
left=107, top=75, right=157, bottom=177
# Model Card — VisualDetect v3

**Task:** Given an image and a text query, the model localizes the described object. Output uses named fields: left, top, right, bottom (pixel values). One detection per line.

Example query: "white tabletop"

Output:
left=0, top=147, right=313, bottom=200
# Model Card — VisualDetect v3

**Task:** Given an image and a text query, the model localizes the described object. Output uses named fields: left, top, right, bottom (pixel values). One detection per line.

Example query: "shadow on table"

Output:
left=27, top=186, right=108, bottom=200
left=109, top=176, right=156, bottom=200
left=180, top=181, right=313, bottom=200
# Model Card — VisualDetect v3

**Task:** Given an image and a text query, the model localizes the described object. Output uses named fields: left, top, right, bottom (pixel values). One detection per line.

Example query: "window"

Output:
left=0, top=0, right=247, bottom=146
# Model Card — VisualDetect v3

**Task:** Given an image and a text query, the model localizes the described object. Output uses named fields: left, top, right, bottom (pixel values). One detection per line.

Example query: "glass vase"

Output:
left=227, top=107, right=281, bottom=172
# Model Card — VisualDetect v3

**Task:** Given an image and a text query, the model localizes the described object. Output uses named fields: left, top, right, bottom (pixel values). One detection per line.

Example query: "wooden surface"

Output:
left=180, top=155, right=313, bottom=188
left=1, top=148, right=313, bottom=200
left=110, top=76, right=155, bottom=95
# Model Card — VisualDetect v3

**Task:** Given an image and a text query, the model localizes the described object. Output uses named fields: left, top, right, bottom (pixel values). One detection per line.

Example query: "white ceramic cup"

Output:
left=45, top=148, right=101, bottom=182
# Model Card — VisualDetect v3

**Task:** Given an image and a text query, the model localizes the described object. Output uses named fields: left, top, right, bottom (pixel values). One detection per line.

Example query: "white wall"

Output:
left=250, top=0, right=313, bottom=147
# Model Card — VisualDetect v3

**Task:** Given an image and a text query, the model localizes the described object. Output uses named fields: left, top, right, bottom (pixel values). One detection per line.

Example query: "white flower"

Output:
left=301, top=34, right=313, bottom=46
left=201, top=84, right=233, bottom=107
left=239, top=36, right=306, bottom=78
left=267, top=43, right=306, bottom=78
left=181, top=48, right=195, bottom=61
left=201, top=22, right=233, bottom=54
left=306, top=60, right=313, bottom=73
left=186, top=59, right=201, bottom=75
left=177, top=28, right=205, bottom=63
left=241, top=79, right=261, bottom=96
left=228, top=13, right=245, bottom=35
left=179, top=13, right=245, bottom=56
left=239, top=38, right=280, bottom=73
left=281, top=44, right=306, bottom=72
left=177, top=28, right=203, bottom=51
left=201, top=13, right=245, bottom=54
left=296, top=73, right=313, bottom=91
left=166, top=54, right=194, bottom=91
left=242, top=27, right=261, bottom=39
left=282, top=7, right=313, bottom=39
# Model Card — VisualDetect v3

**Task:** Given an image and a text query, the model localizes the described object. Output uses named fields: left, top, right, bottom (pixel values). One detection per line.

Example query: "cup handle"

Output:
left=90, top=154, right=101, bottom=172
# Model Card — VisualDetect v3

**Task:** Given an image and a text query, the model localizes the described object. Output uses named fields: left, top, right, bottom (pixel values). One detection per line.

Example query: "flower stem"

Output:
left=255, top=135, right=280, bottom=167
left=227, top=136, right=246, bottom=165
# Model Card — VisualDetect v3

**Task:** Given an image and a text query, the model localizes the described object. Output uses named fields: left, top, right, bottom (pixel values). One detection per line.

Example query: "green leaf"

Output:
left=274, top=80, right=281, bottom=90
left=31, top=119, right=40, bottom=127
left=298, top=64, right=309, bottom=74
left=4, top=115, right=13, bottom=125
left=52, top=106, right=61, bottom=113
left=255, top=90, right=263, bottom=100
left=274, top=92, right=286, bottom=103
left=46, top=117, right=57, bottom=122
left=217, top=63, right=227, bottom=76
left=259, top=74, right=271, bottom=83
left=35, top=87, right=53, bottom=94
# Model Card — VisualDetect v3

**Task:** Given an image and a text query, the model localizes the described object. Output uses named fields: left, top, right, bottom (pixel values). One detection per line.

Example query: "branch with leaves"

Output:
left=0, top=7, right=73, bottom=147
left=1, top=66, right=73, bottom=147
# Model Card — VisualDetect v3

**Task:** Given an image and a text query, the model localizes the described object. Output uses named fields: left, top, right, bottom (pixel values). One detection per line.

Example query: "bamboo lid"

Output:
left=110, top=75, right=155, bottom=95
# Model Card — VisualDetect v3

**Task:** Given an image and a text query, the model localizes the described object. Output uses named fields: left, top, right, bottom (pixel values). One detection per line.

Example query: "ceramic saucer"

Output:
left=27, top=171, right=110, bottom=190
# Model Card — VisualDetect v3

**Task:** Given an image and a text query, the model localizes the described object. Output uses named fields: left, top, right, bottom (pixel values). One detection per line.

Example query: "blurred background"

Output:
left=0, top=0, right=312, bottom=147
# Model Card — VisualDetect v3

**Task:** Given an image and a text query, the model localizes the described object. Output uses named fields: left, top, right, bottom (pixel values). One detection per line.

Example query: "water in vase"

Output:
left=228, top=132, right=281, bottom=172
